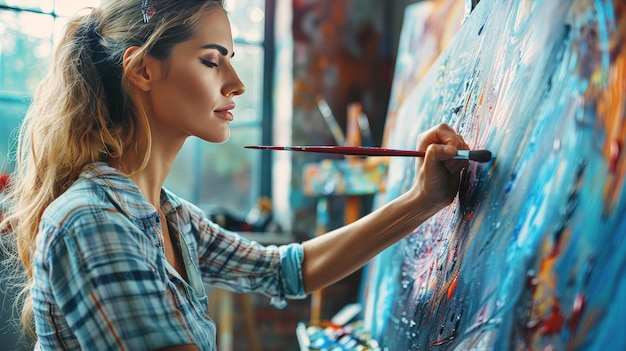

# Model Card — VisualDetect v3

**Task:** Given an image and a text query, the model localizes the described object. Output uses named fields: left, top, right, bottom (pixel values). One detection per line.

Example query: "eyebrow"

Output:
left=200, top=43, right=234, bottom=58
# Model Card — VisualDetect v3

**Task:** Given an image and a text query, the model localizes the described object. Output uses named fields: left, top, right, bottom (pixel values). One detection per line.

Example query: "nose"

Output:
left=223, top=64, right=245, bottom=97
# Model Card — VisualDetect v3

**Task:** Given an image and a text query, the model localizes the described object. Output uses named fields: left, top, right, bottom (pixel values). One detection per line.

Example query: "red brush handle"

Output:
left=244, top=145, right=426, bottom=157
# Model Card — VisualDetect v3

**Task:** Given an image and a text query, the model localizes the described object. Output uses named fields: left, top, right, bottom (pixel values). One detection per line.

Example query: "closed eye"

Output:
left=199, top=58, right=217, bottom=68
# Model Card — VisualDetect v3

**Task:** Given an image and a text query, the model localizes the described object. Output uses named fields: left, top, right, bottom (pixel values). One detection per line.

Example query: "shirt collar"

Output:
left=80, top=162, right=183, bottom=220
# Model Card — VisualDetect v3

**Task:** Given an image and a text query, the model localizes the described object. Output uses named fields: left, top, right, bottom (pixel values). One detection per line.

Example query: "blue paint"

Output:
left=361, top=0, right=626, bottom=349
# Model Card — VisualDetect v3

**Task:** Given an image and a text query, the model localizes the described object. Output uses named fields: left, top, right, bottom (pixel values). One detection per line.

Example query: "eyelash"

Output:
left=199, top=58, right=218, bottom=68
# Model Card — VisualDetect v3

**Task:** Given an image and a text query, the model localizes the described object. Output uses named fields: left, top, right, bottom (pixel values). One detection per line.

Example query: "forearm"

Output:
left=301, top=190, right=442, bottom=292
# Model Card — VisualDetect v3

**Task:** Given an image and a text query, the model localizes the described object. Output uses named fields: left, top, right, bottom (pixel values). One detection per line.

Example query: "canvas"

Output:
left=361, top=0, right=626, bottom=350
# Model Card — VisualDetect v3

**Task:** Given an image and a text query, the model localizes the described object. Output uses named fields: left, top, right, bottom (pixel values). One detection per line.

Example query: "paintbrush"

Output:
left=244, top=145, right=493, bottom=162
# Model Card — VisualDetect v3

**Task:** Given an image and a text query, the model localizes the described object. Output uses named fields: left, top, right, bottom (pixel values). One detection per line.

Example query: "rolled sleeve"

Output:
left=271, top=243, right=307, bottom=308
left=188, top=206, right=308, bottom=307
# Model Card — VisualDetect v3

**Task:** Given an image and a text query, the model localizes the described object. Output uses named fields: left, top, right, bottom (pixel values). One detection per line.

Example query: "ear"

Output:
left=123, top=46, right=160, bottom=92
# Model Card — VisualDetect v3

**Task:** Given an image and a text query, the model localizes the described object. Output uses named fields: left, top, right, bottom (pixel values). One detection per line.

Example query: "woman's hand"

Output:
left=411, top=123, right=469, bottom=211
left=301, top=123, right=470, bottom=292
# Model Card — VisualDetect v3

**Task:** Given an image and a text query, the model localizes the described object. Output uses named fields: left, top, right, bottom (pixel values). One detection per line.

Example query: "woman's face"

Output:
left=144, top=8, right=245, bottom=144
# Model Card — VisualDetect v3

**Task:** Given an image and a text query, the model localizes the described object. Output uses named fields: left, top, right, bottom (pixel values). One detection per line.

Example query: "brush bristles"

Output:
left=469, top=150, right=493, bottom=162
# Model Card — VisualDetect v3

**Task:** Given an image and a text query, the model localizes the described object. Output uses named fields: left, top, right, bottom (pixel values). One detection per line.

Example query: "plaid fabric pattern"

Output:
left=32, top=162, right=305, bottom=350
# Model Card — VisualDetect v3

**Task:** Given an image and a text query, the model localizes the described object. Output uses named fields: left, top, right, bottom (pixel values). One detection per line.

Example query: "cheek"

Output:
left=173, top=68, right=211, bottom=106
left=155, top=71, right=215, bottom=120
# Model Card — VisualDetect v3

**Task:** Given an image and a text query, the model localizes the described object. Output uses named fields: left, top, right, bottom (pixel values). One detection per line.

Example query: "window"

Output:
left=0, top=0, right=272, bottom=217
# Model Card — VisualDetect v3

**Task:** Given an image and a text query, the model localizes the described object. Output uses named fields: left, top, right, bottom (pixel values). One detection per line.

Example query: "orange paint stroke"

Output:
left=447, top=273, right=459, bottom=300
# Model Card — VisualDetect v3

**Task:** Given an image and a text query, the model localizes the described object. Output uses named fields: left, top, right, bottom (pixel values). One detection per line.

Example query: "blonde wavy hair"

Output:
left=1, top=0, right=224, bottom=337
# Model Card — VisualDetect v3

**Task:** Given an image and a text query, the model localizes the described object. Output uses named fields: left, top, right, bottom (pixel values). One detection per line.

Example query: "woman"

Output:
left=1, top=0, right=469, bottom=350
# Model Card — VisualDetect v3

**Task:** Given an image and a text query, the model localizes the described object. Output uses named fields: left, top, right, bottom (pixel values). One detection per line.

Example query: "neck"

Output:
left=131, top=160, right=170, bottom=207
left=116, top=95, right=187, bottom=208
left=115, top=139, right=184, bottom=209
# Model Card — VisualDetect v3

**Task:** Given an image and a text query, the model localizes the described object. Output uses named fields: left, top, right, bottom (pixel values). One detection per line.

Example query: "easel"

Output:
left=305, top=102, right=387, bottom=323
left=210, top=288, right=260, bottom=351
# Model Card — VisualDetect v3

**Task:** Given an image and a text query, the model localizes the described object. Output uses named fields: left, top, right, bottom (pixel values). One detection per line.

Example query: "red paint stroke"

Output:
left=542, top=300, right=565, bottom=336
left=431, top=334, right=455, bottom=346
left=477, top=305, right=488, bottom=324
left=447, top=274, right=459, bottom=300
left=609, top=139, right=621, bottom=173
left=567, top=293, right=586, bottom=332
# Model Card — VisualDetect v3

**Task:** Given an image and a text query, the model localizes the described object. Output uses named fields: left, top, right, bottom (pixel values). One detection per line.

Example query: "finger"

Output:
left=441, top=126, right=469, bottom=150
left=426, top=144, right=468, bottom=174
left=417, top=123, right=468, bottom=151
left=425, top=143, right=459, bottom=161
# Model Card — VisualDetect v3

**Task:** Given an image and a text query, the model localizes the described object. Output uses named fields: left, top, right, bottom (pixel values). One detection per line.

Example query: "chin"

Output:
left=208, top=130, right=231, bottom=144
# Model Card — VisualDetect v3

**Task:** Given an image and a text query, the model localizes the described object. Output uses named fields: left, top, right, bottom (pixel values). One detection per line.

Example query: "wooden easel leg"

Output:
left=310, top=197, right=329, bottom=323
left=240, top=294, right=262, bottom=351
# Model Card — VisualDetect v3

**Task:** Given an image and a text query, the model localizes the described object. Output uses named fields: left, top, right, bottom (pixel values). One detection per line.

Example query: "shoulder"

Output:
left=35, top=178, right=107, bottom=267
left=42, top=162, right=156, bottom=233
left=38, top=176, right=150, bottom=260
left=42, top=177, right=112, bottom=229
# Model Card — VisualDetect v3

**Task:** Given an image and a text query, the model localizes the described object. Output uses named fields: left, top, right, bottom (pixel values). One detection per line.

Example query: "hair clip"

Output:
left=142, top=0, right=156, bottom=23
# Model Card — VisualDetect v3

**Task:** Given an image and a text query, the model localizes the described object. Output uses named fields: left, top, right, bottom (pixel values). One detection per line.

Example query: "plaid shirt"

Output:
left=32, top=162, right=306, bottom=351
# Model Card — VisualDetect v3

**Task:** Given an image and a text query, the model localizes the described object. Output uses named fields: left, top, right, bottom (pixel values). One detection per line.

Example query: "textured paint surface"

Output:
left=381, top=0, right=467, bottom=147
left=362, top=0, right=626, bottom=350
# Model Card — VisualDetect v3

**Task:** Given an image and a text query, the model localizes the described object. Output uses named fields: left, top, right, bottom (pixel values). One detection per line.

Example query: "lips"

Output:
left=214, top=104, right=235, bottom=121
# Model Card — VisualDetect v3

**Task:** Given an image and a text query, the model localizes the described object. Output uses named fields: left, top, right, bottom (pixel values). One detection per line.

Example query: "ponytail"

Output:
left=1, top=14, right=131, bottom=336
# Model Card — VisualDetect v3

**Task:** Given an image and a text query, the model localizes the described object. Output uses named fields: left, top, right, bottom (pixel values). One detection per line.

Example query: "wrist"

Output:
left=400, top=186, right=446, bottom=222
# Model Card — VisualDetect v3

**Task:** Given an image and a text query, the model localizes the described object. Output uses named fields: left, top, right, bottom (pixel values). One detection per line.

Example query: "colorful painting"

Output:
left=362, top=0, right=626, bottom=350
left=381, top=0, right=467, bottom=147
